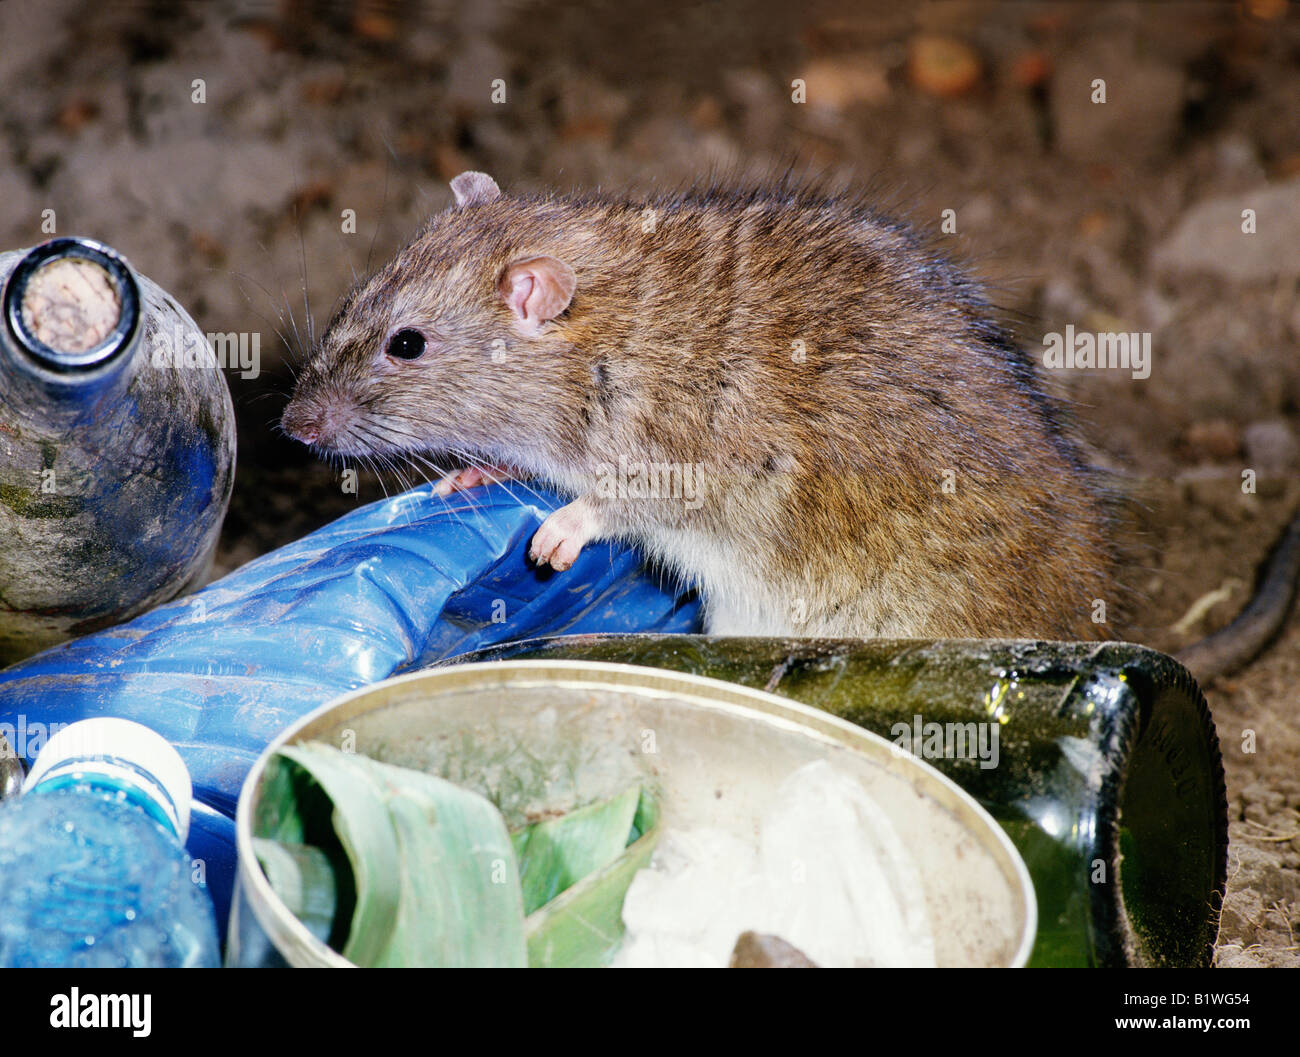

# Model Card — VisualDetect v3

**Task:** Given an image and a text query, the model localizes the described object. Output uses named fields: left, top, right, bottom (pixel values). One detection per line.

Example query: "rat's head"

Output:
left=280, top=171, right=579, bottom=460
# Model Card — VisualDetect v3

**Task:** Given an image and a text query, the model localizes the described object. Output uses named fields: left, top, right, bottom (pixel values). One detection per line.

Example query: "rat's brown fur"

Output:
left=283, top=173, right=1114, bottom=640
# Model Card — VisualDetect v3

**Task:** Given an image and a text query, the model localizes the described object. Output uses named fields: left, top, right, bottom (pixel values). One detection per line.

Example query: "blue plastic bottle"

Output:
left=0, top=718, right=220, bottom=967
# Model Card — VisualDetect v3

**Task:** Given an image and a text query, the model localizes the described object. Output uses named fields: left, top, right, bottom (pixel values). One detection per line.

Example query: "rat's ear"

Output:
left=498, top=256, right=576, bottom=335
left=450, top=171, right=501, bottom=208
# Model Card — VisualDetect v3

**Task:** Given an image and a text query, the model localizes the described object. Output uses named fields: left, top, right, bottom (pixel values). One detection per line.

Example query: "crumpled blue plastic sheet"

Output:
left=0, top=483, right=702, bottom=940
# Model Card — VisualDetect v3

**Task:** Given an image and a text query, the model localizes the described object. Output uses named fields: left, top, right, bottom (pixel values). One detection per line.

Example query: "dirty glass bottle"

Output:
left=0, top=238, right=236, bottom=664
left=448, top=635, right=1228, bottom=968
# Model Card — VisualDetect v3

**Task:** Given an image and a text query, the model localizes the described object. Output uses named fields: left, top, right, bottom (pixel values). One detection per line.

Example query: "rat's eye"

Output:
left=386, top=329, right=426, bottom=360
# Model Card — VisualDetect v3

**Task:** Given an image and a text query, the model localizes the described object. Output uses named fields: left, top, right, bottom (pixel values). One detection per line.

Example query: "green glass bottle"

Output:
left=446, top=635, right=1227, bottom=968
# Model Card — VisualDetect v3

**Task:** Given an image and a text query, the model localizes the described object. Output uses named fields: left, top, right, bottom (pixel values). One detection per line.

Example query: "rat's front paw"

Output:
left=529, top=499, right=601, bottom=572
left=433, top=463, right=513, bottom=497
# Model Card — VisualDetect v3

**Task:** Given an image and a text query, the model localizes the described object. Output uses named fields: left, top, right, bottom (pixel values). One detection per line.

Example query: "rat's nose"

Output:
left=281, top=388, right=361, bottom=450
left=281, top=400, right=322, bottom=445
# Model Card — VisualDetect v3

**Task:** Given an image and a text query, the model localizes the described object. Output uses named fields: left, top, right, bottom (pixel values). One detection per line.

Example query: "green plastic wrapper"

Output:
left=254, top=742, right=659, bottom=967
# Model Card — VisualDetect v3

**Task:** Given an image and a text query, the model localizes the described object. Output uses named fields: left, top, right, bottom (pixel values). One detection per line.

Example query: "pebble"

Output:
left=1153, top=179, right=1300, bottom=282
left=801, top=55, right=890, bottom=110
left=1184, top=419, right=1242, bottom=462
left=908, top=35, right=981, bottom=98
left=1050, top=47, right=1184, bottom=164
left=1243, top=419, right=1299, bottom=476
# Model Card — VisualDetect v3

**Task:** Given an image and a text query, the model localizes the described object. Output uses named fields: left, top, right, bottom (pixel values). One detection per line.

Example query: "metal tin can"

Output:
left=229, top=660, right=1037, bottom=967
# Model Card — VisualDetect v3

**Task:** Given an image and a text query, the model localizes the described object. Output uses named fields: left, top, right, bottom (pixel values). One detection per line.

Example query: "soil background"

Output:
left=0, top=0, right=1297, bottom=965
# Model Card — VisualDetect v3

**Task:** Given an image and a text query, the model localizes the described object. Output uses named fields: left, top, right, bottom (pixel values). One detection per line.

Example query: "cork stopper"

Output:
left=20, top=257, right=122, bottom=354
left=2, top=238, right=139, bottom=375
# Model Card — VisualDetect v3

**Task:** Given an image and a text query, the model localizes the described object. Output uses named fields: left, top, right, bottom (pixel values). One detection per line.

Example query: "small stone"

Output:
left=239, top=18, right=288, bottom=53
left=1243, top=419, right=1299, bottom=476
left=1139, top=287, right=1177, bottom=331
left=1076, top=210, right=1113, bottom=239
left=1153, top=179, right=1300, bottom=283
left=688, top=96, right=724, bottom=130
left=1214, top=134, right=1264, bottom=181
left=1183, top=419, right=1242, bottom=462
left=908, top=36, right=981, bottom=98
left=959, top=195, right=995, bottom=230
left=1243, top=0, right=1288, bottom=20
left=1051, top=48, right=1184, bottom=164
left=300, top=77, right=347, bottom=106
left=352, top=9, right=398, bottom=42
left=189, top=231, right=226, bottom=265
left=714, top=71, right=769, bottom=119
left=55, top=99, right=99, bottom=134
left=288, top=180, right=333, bottom=217
left=801, top=55, right=890, bottom=110
left=1040, top=277, right=1090, bottom=322
left=729, top=931, right=818, bottom=968
left=1229, top=842, right=1300, bottom=905
left=1216, top=888, right=1264, bottom=943
left=558, top=116, right=613, bottom=144
left=556, top=72, right=630, bottom=130
left=1270, top=153, right=1300, bottom=181
left=1009, top=51, right=1051, bottom=90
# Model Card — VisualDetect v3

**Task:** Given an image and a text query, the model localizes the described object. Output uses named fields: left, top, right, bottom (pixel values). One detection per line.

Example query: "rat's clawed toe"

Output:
left=529, top=519, right=582, bottom=570
left=529, top=499, right=600, bottom=571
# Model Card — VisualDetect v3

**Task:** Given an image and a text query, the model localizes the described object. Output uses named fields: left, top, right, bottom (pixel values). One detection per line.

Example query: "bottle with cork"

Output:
left=0, top=237, right=236, bottom=665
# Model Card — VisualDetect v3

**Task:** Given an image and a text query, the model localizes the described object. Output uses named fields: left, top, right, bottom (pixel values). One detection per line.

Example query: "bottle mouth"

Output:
left=2, top=237, right=141, bottom=374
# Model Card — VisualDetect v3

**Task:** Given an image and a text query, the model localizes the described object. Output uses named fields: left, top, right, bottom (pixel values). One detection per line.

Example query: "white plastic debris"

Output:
left=613, top=759, right=935, bottom=968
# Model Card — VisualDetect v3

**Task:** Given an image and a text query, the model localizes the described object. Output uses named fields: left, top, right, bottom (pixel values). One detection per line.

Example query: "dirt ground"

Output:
left=1, top=0, right=1297, bottom=965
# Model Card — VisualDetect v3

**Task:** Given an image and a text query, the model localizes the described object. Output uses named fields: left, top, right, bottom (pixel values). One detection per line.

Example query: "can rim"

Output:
left=233, top=659, right=1039, bottom=968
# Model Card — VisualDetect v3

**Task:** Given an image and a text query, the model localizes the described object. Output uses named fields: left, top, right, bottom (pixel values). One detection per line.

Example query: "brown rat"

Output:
left=281, top=170, right=1298, bottom=667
